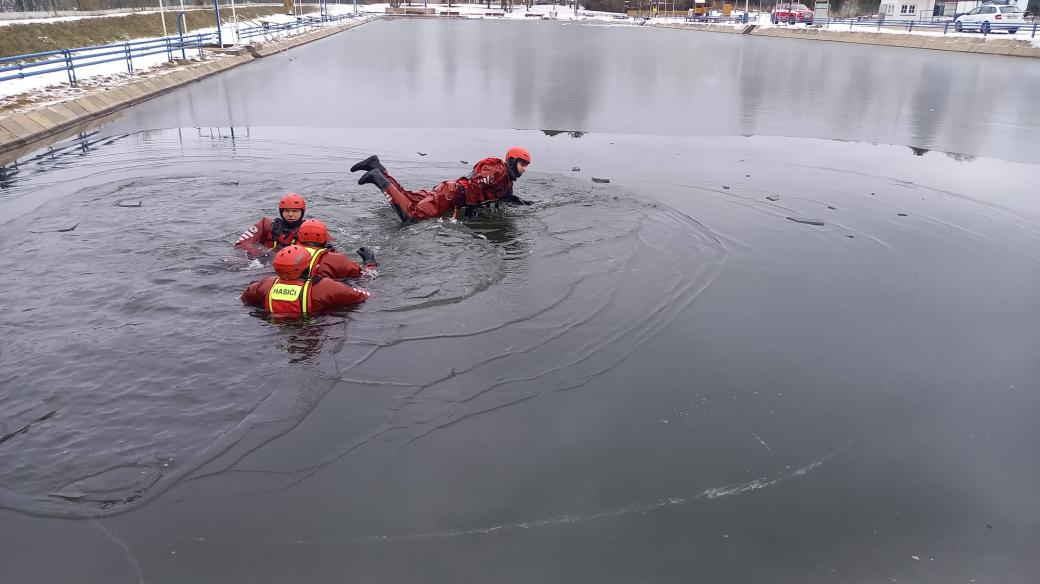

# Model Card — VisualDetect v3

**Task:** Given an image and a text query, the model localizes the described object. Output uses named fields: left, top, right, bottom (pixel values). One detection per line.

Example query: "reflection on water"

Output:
left=247, top=313, right=351, bottom=364
left=0, top=128, right=113, bottom=191
left=0, top=163, right=16, bottom=189
left=104, top=19, right=1040, bottom=163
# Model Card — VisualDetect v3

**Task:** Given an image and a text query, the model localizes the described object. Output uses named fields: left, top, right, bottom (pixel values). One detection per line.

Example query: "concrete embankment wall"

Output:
left=0, top=18, right=371, bottom=161
left=654, top=22, right=1040, bottom=58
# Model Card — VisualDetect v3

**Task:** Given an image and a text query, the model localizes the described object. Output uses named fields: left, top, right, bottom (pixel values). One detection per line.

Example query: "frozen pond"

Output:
left=1, top=18, right=1038, bottom=583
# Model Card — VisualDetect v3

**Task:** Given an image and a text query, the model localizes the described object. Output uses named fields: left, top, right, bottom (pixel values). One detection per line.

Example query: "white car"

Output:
left=955, top=4, right=1024, bottom=34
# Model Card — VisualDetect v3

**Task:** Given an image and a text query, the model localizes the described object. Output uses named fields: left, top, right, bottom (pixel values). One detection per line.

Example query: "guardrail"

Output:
left=684, top=14, right=752, bottom=24
left=236, top=11, right=360, bottom=42
left=0, top=33, right=216, bottom=88
left=1, top=11, right=363, bottom=90
left=817, top=17, right=1039, bottom=38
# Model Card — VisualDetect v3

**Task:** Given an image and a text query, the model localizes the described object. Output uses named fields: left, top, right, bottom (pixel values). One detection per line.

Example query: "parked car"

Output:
left=771, top=3, right=815, bottom=25
left=955, top=4, right=1024, bottom=34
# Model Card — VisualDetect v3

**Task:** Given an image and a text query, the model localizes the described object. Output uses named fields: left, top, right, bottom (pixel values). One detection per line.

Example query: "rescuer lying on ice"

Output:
left=241, top=245, right=371, bottom=317
left=294, top=219, right=379, bottom=279
left=349, top=148, right=533, bottom=223
left=234, top=192, right=308, bottom=258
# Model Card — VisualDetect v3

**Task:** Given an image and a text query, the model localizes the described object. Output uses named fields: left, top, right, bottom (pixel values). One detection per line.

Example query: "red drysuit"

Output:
left=301, top=245, right=367, bottom=280
left=235, top=217, right=301, bottom=258
left=241, top=276, right=370, bottom=317
left=386, top=157, right=518, bottom=221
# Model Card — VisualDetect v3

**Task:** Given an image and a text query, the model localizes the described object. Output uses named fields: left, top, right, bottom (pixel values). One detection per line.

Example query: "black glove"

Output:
left=357, top=246, right=377, bottom=266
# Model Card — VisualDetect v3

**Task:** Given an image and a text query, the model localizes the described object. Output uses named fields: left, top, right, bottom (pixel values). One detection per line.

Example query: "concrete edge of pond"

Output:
left=654, top=22, right=1040, bottom=59
left=0, top=18, right=376, bottom=164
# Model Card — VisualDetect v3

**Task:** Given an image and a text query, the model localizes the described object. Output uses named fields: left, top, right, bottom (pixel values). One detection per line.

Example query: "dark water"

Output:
left=105, top=18, right=1040, bottom=163
left=1, top=19, right=1039, bottom=584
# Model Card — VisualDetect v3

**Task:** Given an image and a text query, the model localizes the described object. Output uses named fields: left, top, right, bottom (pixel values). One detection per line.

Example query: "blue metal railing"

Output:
left=236, top=12, right=359, bottom=42
left=1, top=33, right=216, bottom=88
left=816, top=17, right=1039, bottom=38
left=1, top=12, right=363, bottom=90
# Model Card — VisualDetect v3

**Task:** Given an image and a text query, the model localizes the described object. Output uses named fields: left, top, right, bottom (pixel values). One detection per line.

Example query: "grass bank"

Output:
left=0, top=7, right=318, bottom=58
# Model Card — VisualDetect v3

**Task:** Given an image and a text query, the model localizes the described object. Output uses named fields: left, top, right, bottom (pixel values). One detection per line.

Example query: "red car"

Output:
left=772, top=2, right=815, bottom=24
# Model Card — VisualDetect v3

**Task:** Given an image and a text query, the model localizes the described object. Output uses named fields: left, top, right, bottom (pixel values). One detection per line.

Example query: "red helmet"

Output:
left=272, top=245, right=312, bottom=280
left=505, top=147, right=531, bottom=164
left=279, top=192, right=307, bottom=212
left=296, top=219, right=330, bottom=246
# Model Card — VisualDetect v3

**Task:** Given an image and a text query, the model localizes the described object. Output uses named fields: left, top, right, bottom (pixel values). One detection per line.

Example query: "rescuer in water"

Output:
left=234, top=192, right=308, bottom=258
left=241, top=245, right=371, bottom=317
left=294, top=219, right=379, bottom=279
left=349, top=148, right=532, bottom=222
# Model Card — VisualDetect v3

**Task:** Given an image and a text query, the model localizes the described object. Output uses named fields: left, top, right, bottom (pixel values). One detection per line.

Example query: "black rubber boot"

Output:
left=358, top=168, right=390, bottom=189
left=350, top=155, right=385, bottom=174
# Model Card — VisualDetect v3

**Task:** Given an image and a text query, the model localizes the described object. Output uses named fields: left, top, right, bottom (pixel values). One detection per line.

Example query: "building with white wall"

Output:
left=878, top=0, right=936, bottom=19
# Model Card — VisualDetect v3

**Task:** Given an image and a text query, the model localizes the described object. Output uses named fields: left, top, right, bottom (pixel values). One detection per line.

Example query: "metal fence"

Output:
left=677, top=13, right=1040, bottom=37
left=0, top=33, right=215, bottom=87
left=236, top=10, right=358, bottom=41
left=0, top=0, right=259, bottom=13
left=817, top=16, right=1040, bottom=37
left=684, top=14, right=747, bottom=23
left=0, top=11, right=360, bottom=89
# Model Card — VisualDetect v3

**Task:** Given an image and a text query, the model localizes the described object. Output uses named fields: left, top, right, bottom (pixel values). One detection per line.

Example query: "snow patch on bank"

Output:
left=0, top=7, right=372, bottom=106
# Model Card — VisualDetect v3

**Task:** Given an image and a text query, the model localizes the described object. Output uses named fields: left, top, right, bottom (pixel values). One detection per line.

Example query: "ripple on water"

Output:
left=314, top=176, right=729, bottom=479
left=0, top=131, right=727, bottom=517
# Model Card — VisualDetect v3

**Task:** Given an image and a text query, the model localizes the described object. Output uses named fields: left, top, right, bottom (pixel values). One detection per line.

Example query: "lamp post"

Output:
left=230, top=0, right=239, bottom=44
left=177, top=0, right=186, bottom=59
left=212, top=0, right=222, bottom=46
left=159, top=0, right=168, bottom=38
